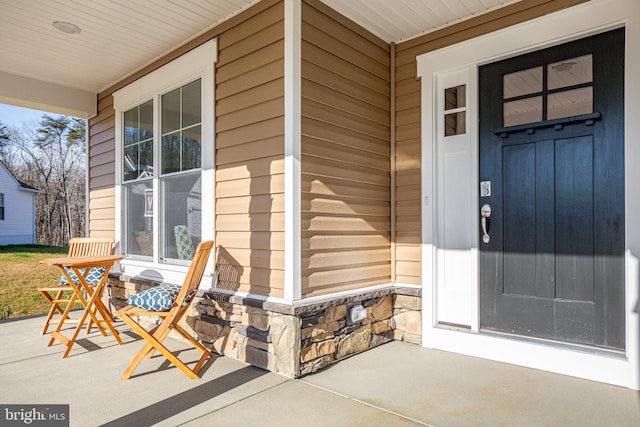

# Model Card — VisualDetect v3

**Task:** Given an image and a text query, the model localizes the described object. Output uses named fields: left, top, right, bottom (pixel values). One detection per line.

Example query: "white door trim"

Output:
left=417, top=0, right=640, bottom=389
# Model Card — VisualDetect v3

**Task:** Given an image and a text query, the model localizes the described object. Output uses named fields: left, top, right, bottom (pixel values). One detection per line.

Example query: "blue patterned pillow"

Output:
left=126, top=284, right=196, bottom=311
left=59, top=267, right=106, bottom=286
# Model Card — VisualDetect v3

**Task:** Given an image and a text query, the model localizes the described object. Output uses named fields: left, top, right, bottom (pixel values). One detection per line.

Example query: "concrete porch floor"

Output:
left=1, top=315, right=638, bottom=426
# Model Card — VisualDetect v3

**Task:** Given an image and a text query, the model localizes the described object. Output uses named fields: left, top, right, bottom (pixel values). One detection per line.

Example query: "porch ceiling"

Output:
left=0, top=0, right=520, bottom=98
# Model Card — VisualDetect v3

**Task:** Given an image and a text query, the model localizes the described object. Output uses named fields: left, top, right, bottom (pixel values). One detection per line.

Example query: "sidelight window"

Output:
left=444, top=84, right=466, bottom=136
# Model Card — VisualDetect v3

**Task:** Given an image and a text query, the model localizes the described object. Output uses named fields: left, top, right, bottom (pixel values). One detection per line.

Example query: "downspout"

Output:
left=390, top=42, right=396, bottom=283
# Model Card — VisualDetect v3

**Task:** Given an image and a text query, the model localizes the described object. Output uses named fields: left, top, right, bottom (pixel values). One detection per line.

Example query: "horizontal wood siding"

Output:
left=215, top=0, right=285, bottom=298
left=392, top=0, right=589, bottom=285
left=301, top=0, right=391, bottom=297
left=87, top=94, right=115, bottom=239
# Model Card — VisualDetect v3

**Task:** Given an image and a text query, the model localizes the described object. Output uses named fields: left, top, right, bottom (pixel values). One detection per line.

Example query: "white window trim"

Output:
left=113, top=38, right=217, bottom=287
left=418, top=0, right=640, bottom=390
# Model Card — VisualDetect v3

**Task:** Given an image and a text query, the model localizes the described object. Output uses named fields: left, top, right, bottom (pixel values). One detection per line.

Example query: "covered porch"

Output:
left=1, top=315, right=638, bottom=426
left=2, top=0, right=640, bottom=392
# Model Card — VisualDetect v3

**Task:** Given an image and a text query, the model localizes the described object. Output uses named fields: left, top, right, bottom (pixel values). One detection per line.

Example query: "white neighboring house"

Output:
left=0, top=161, right=39, bottom=245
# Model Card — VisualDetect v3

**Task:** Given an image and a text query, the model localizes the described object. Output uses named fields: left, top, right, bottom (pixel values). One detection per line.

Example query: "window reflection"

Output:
left=445, top=112, right=466, bottom=136
left=502, top=54, right=594, bottom=127
left=503, top=67, right=542, bottom=98
left=548, top=55, right=592, bottom=90
left=444, top=84, right=466, bottom=136
left=161, top=79, right=201, bottom=175
left=123, top=101, right=153, bottom=181
left=162, top=174, right=201, bottom=262
left=504, top=97, right=543, bottom=127
left=124, top=182, right=153, bottom=258
left=445, top=85, right=465, bottom=110
left=547, top=87, right=593, bottom=120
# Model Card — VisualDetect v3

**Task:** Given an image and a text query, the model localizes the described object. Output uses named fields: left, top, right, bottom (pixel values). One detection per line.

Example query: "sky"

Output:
left=0, top=103, right=62, bottom=129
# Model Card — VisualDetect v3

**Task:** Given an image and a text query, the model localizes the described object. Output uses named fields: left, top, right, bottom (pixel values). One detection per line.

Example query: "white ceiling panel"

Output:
left=320, top=0, right=521, bottom=43
left=0, top=0, right=260, bottom=93
left=0, top=0, right=521, bottom=96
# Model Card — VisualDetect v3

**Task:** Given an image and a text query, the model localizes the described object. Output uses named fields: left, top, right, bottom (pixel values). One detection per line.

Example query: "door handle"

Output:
left=481, top=204, right=491, bottom=244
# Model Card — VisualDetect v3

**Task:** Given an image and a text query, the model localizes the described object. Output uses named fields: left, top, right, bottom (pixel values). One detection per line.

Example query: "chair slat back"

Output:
left=174, top=241, right=214, bottom=308
left=68, top=237, right=114, bottom=257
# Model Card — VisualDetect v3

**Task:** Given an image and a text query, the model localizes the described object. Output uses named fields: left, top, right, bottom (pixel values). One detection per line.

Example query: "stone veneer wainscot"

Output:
left=108, top=274, right=421, bottom=378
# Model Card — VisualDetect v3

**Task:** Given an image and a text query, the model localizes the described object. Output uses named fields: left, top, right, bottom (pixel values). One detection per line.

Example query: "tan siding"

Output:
left=87, top=94, right=115, bottom=240
left=215, top=0, right=285, bottom=298
left=216, top=117, right=284, bottom=149
left=90, top=138, right=115, bottom=156
left=301, top=0, right=391, bottom=298
left=216, top=169, right=285, bottom=197
left=88, top=207, right=115, bottom=220
left=217, top=155, right=284, bottom=179
left=302, top=175, right=389, bottom=201
left=392, top=0, right=587, bottom=285
left=302, top=233, right=390, bottom=251
left=88, top=187, right=114, bottom=209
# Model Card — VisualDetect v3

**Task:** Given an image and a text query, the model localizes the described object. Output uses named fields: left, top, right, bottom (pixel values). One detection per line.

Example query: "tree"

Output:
left=0, top=120, right=11, bottom=162
left=7, top=115, right=86, bottom=245
left=0, top=120, right=8, bottom=145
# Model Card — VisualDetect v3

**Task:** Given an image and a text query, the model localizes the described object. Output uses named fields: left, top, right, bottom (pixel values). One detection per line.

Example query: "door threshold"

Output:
left=479, top=329, right=626, bottom=360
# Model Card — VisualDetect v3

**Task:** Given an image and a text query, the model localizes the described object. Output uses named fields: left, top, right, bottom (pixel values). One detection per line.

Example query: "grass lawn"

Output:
left=0, top=244, right=68, bottom=319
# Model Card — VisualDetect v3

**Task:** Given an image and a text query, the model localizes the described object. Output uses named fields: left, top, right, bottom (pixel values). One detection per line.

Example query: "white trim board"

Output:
left=417, top=0, right=640, bottom=389
left=283, top=0, right=302, bottom=302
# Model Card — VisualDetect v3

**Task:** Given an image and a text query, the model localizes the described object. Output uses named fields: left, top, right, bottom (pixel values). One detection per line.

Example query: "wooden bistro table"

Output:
left=40, top=254, right=124, bottom=358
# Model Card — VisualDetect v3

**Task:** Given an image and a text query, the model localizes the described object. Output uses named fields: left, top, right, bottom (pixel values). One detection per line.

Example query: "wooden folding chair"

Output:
left=38, top=237, right=114, bottom=334
left=116, top=240, right=214, bottom=379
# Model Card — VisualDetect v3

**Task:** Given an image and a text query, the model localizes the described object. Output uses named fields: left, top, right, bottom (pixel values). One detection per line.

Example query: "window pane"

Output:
left=182, top=79, right=201, bottom=128
left=503, top=96, right=543, bottom=127
left=124, top=182, right=154, bottom=258
left=162, top=173, right=202, bottom=262
left=182, top=125, right=201, bottom=170
left=123, top=145, right=139, bottom=181
left=124, top=108, right=139, bottom=145
left=503, top=67, right=543, bottom=99
left=547, top=87, right=593, bottom=120
left=162, top=88, right=181, bottom=134
left=123, top=101, right=153, bottom=181
left=548, top=55, right=592, bottom=90
left=162, top=133, right=181, bottom=174
left=445, top=85, right=465, bottom=110
left=445, top=112, right=466, bottom=136
left=139, top=140, right=154, bottom=178
left=139, top=101, right=154, bottom=141
left=124, top=139, right=154, bottom=181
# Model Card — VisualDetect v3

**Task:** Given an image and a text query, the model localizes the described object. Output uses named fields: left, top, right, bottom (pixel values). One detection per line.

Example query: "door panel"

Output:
left=555, top=136, right=594, bottom=302
left=479, top=28, right=625, bottom=350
